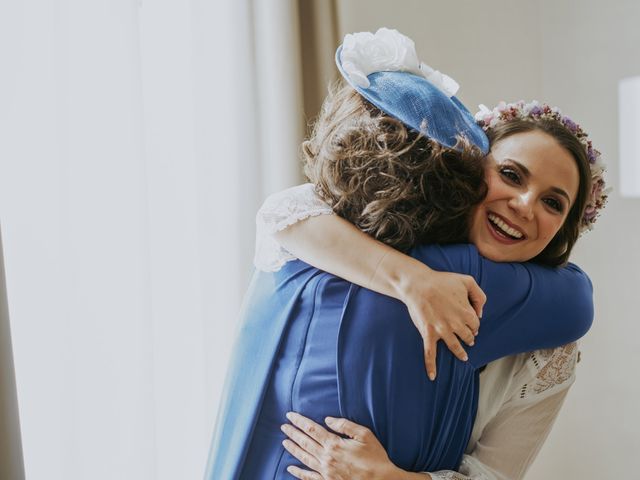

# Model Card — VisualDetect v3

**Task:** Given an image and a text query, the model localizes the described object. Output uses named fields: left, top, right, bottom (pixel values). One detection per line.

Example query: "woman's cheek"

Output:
left=540, top=217, right=564, bottom=244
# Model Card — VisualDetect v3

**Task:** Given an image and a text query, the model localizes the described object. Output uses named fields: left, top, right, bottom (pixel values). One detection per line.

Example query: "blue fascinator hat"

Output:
left=336, top=28, right=489, bottom=154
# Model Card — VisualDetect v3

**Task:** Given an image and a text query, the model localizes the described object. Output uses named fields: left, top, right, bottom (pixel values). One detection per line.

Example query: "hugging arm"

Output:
left=255, top=183, right=486, bottom=379
left=282, top=345, right=578, bottom=480
left=282, top=380, right=573, bottom=480
left=463, top=252, right=592, bottom=366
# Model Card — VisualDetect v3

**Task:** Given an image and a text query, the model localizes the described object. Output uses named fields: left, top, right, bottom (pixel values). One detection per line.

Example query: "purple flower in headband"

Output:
left=530, top=105, right=543, bottom=116
left=583, top=205, right=598, bottom=221
left=562, top=117, right=579, bottom=134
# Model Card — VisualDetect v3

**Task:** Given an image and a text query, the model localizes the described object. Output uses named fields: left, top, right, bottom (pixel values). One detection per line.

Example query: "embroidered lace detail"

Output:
left=254, top=183, right=334, bottom=272
left=519, top=342, right=579, bottom=399
left=429, top=471, right=473, bottom=480
left=429, top=456, right=490, bottom=479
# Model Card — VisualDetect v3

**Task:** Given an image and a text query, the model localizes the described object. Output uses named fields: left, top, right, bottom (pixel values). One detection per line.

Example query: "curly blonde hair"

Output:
left=303, top=82, right=487, bottom=252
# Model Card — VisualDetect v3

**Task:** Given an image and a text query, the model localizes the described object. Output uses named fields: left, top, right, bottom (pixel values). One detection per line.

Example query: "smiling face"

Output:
left=469, top=129, right=580, bottom=262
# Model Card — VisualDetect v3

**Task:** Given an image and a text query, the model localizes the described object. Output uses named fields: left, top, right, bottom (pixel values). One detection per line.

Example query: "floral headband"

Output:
left=475, top=101, right=608, bottom=233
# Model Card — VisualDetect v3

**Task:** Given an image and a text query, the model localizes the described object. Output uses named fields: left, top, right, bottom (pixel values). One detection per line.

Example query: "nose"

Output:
left=508, top=192, right=534, bottom=221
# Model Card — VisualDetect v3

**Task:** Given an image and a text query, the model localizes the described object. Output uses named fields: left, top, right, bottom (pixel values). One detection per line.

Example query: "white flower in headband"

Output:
left=475, top=100, right=609, bottom=233
left=340, top=27, right=459, bottom=97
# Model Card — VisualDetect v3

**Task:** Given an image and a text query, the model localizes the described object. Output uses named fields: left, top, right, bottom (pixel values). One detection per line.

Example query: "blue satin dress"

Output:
left=205, top=244, right=593, bottom=479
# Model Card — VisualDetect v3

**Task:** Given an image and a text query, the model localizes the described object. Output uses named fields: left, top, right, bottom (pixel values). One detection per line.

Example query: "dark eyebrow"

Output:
left=507, top=159, right=531, bottom=178
left=506, top=159, right=572, bottom=204
left=550, top=186, right=572, bottom=204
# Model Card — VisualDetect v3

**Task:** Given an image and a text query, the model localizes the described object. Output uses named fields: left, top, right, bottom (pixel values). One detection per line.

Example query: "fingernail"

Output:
left=285, top=412, right=293, bottom=420
left=469, top=341, right=475, bottom=346
left=280, top=424, right=287, bottom=432
left=428, top=372, right=435, bottom=381
left=462, top=355, right=469, bottom=361
left=325, top=416, right=335, bottom=424
left=287, top=466, right=294, bottom=473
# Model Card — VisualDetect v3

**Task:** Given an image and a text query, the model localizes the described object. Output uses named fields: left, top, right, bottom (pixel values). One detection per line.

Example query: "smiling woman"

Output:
left=470, top=118, right=595, bottom=265
left=471, top=129, right=581, bottom=263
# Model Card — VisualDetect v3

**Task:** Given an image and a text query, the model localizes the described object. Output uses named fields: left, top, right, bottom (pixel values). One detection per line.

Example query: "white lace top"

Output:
left=255, top=183, right=580, bottom=480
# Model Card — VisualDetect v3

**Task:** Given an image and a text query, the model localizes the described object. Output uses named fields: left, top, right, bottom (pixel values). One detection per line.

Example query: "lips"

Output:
left=485, top=211, right=526, bottom=244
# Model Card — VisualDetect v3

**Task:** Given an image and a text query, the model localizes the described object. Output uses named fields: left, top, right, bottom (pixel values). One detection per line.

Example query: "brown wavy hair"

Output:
left=486, top=119, right=593, bottom=266
left=303, top=82, right=487, bottom=253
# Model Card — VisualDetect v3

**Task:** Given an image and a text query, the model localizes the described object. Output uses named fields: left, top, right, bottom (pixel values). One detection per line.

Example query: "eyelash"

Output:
left=499, top=167, right=564, bottom=213
left=543, top=197, right=563, bottom=212
left=499, top=167, right=521, bottom=185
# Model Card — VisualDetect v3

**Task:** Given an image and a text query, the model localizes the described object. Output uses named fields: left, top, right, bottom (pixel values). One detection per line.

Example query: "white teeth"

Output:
left=488, top=213, right=523, bottom=239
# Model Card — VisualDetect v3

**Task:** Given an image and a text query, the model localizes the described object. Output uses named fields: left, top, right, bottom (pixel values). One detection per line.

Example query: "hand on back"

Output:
left=396, top=264, right=485, bottom=380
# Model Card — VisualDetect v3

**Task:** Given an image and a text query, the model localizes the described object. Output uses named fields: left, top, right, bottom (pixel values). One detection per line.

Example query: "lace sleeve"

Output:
left=254, top=183, right=334, bottom=272
left=429, top=467, right=486, bottom=480
left=429, top=343, right=580, bottom=479
left=453, top=386, right=572, bottom=479
left=516, top=342, right=579, bottom=403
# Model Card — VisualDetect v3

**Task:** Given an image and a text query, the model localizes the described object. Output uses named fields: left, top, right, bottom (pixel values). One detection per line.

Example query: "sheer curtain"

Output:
left=0, top=0, right=306, bottom=478
left=0, top=227, right=25, bottom=480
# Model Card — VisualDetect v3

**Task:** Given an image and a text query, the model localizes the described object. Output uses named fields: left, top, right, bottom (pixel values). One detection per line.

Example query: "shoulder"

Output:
left=410, top=243, right=482, bottom=280
left=257, top=183, right=333, bottom=231
left=254, top=184, right=333, bottom=271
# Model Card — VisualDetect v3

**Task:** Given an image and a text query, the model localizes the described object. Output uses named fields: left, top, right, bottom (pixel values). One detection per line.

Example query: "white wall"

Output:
left=338, top=1, right=640, bottom=477
left=530, top=1, right=640, bottom=478
left=336, top=0, right=544, bottom=114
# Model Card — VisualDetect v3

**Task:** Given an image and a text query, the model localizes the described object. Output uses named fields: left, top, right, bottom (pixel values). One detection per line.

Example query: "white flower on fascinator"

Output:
left=418, top=62, right=460, bottom=98
left=340, top=28, right=459, bottom=97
